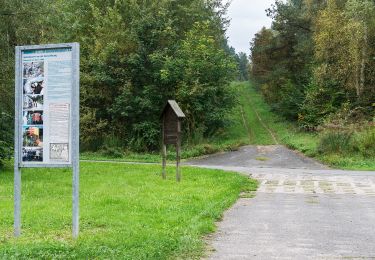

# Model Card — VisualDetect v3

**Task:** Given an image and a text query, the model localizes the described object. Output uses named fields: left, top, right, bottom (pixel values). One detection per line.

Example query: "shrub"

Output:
left=0, top=111, right=13, bottom=166
left=318, top=131, right=353, bottom=155
left=275, top=80, right=305, bottom=121
left=80, top=110, right=107, bottom=151
left=353, top=127, right=375, bottom=157
left=299, top=81, right=345, bottom=130
left=128, top=122, right=160, bottom=152
left=99, top=135, right=126, bottom=158
left=100, top=145, right=124, bottom=158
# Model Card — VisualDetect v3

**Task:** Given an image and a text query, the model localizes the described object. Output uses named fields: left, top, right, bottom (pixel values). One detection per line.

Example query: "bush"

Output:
left=299, top=81, right=345, bottom=130
left=318, top=126, right=375, bottom=158
left=274, top=80, right=305, bottom=121
left=80, top=110, right=107, bottom=151
left=98, top=135, right=125, bottom=158
left=128, top=122, right=160, bottom=152
left=100, top=145, right=124, bottom=158
left=318, top=131, right=353, bottom=155
left=0, top=111, right=13, bottom=166
left=352, top=127, right=375, bottom=157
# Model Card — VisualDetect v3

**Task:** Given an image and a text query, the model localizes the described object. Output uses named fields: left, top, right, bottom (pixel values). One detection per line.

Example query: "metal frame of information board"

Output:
left=14, top=43, right=80, bottom=238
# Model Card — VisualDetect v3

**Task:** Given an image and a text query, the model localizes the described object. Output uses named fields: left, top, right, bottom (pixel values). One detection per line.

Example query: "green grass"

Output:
left=319, top=154, right=375, bottom=170
left=230, top=82, right=280, bottom=145
left=81, top=151, right=161, bottom=163
left=223, top=81, right=321, bottom=156
left=0, top=162, right=257, bottom=259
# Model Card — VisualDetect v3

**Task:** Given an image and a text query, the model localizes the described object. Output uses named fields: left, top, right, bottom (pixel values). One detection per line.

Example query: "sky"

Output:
left=225, top=0, right=276, bottom=55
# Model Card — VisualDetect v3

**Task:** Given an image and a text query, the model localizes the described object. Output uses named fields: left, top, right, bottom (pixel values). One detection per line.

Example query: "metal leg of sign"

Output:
left=176, top=142, right=181, bottom=182
left=14, top=166, right=21, bottom=237
left=72, top=42, right=80, bottom=239
left=14, top=46, right=21, bottom=237
left=162, top=144, right=167, bottom=179
left=72, top=160, right=79, bottom=238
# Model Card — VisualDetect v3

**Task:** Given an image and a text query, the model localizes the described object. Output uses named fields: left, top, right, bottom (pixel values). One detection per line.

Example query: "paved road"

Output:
left=186, top=145, right=375, bottom=259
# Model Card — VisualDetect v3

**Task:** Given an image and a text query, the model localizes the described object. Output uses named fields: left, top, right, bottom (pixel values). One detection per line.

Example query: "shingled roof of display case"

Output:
left=161, top=100, right=186, bottom=118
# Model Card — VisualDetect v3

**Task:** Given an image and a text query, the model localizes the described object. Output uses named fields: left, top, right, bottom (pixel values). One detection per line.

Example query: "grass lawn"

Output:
left=81, top=151, right=161, bottom=163
left=0, top=162, right=257, bottom=259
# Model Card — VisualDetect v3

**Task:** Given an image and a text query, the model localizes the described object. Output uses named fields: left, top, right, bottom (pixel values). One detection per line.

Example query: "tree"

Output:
left=165, top=21, right=237, bottom=139
left=301, top=0, right=375, bottom=128
left=251, top=0, right=375, bottom=127
left=345, top=0, right=375, bottom=99
left=51, top=0, right=235, bottom=151
left=249, top=0, right=321, bottom=120
left=0, top=0, right=237, bottom=154
left=0, top=0, right=52, bottom=166
left=250, top=27, right=277, bottom=87
left=237, top=52, right=250, bottom=81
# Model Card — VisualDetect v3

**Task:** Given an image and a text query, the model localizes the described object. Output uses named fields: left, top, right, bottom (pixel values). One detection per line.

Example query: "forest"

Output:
left=251, top=0, right=375, bottom=158
left=1, top=0, right=374, bottom=166
left=0, top=0, right=250, bottom=165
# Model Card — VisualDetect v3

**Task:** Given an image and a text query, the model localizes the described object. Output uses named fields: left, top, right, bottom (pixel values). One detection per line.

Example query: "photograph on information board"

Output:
left=23, top=111, right=43, bottom=125
left=22, top=147, right=43, bottom=162
left=23, top=95, right=44, bottom=110
left=22, top=60, right=45, bottom=162
left=23, top=61, right=44, bottom=79
left=22, top=126, right=43, bottom=148
left=23, top=78, right=45, bottom=95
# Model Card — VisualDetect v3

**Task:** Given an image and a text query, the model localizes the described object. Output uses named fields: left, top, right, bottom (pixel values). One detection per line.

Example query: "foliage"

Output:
left=235, top=82, right=375, bottom=170
left=236, top=52, right=250, bottom=81
left=82, top=82, right=375, bottom=170
left=352, top=127, right=375, bottom=157
left=163, top=21, right=237, bottom=139
left=250, top=0, right=375, bottom=129
left=0, top=162, right=257, bottom=259
left=0, top=0, right=237, bottom=153
left=0, top=0, right=54, bottom=166
left=58, top=0, right=237, bottom=151
left=318, top=127, right=375, bottom=159
left=0, top=111, right=13, bottom=166
left=317, top=131, right=353, bottom=154
left=99, top=145, right=124, bottom=158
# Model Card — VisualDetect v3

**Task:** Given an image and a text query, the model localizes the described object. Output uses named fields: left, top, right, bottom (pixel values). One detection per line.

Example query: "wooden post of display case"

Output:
left=161, top=100, right=185, bottom=182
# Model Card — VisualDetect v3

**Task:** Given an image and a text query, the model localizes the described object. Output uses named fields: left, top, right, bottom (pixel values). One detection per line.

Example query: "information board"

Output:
left=14, top=43, right=80, bottom=238
left=15, top=43, right=79, bottom=167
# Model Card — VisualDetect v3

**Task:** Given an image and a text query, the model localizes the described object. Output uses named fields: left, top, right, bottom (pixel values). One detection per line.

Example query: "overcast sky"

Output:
left=225, top=0, right=275, bottom=55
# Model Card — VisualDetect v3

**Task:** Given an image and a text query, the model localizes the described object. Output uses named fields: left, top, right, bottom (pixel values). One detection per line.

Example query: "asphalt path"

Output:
left=185, top=145, right=375, bottom=259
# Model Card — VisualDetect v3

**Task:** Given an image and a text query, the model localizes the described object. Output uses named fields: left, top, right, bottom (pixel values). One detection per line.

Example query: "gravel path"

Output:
left=185, top=145, right=375, bottom=259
